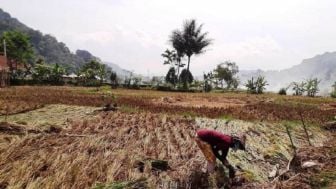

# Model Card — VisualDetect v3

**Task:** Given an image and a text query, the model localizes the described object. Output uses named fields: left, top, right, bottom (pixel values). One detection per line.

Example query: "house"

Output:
left=0, top=53, right=10, bottom=87
left=62, top=73, right=79, bottom=84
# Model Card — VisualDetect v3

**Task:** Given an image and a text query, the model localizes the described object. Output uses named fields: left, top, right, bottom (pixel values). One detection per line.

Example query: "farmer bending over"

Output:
left=195, top=129, right=246, bottom=178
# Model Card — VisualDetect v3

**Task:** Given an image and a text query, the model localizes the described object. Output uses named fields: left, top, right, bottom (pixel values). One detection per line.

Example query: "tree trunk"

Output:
left=187, top=56, right=191, bottom=72
left=177, top=60, right=181, bottom=84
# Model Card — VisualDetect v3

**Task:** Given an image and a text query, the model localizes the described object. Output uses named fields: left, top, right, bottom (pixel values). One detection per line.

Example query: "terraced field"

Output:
left=0, top=86, right=335, bottom=188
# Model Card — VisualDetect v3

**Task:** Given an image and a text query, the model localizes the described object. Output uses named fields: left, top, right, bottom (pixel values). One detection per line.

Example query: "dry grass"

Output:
left=0, top=109, right=331, bottom=188
left=0, top=86, right=335, bottom=188
left=0, top=104, right=100, bottom=128
left=1, top=86, right=335, bottom=124
left=0, top=112, right=204, bottom=188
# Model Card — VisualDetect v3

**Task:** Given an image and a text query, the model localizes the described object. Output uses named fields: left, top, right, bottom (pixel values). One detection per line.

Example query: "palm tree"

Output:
left=170, top=31, right=185, bottom=79
left=170, top=19, right=212, bottom=74
left=161, top=49, right=175, bottom=67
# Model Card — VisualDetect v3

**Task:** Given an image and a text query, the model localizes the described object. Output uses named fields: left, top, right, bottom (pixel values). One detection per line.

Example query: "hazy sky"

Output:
left=1, top=0, right=336, bottom=75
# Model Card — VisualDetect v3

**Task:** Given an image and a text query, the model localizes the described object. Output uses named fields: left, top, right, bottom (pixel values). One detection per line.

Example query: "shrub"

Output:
left=278, top=88, right=287, bottom=95
left=305, top=78, right=320, bottom=97
left=291, top=81, right=306, bottom=96
left=245, top=76, right=268, bottom=94
left=331, top=92, right=336, bottom=98
left=331, top=82, right=336, bottom=98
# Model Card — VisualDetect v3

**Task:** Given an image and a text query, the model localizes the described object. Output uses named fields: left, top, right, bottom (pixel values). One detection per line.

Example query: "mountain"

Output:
left=0, top=8, right=89, bottom=72
left=0, top=8, right=132, bottom=76
left=104, top=61, right=132, bottom=79
left=239, top=52, right=336, bottom=95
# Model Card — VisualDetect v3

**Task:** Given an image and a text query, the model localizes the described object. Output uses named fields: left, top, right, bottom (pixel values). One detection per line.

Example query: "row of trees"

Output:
left=1, top=30, right=113, bottom=86
left=279, top=78, right=321, bottom=97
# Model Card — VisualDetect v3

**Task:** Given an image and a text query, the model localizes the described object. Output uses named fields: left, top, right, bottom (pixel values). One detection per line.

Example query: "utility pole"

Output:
left=3, top=39, right=6, bottom=57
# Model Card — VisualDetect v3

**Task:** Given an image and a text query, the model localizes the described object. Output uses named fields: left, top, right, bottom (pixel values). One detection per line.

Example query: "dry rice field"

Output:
left=0, top=86, right=335, bottom=189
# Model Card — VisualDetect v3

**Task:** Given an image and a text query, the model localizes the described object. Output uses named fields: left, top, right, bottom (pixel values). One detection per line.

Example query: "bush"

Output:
left=245, top=76, right=268, bottom=94
left=305, top=78, right=320, bottom=97
left=278, top=88, right=287, bottom=95
left=331, top=91, right=336, bottom=98
left=331, top=82, right=336, bottom=98
left=156, top=85, right=173, bottom=91
left=291, top=81, right=306, bottom=96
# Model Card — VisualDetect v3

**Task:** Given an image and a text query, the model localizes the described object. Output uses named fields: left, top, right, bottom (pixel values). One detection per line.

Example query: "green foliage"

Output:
left=278, top=88, right=287, bottom=95
left=50, top=63, right=65, bottom=83
left=1, top=30, right=34, bottom=64
left=150, top=76, right=163, bottom=87
left=256, top=76, right=268, bottom=94
left=1, top=30, right=34, bottom=78
left=179, top=69, right=193, bottom=88
left=97, top=64, right=106, bottom=85
left=305, top=78, right=320, bottom=97
left=203, top=72, right=213, bottom=92
left=245, top=76, right=268, bottom=94
left=131, top=77, right=141, bottom=89
left=0, top=9, right=105, bottom=72
left=292, top=81, right=306, bottom=96
left=331, top=82, right=336, bottom=98
left=245, top=77, right=257, bottom=94
left=161, top=48, right=185, bottom=84
left=110, top=71, right=118, bottom=88
left=169, top=19, right=211, bottom=84
left=213, top=61, right=239, bottom=90
left=80, top=60, right=107, bottom=86
left=32, top=60, right=51, bottom=82
left=161, top=49, right=176, bottom=66
left=309, top=171, right=336, bottom=188
left=165, top=67, right=178, bottom=85
left=31, top=59, right=65, bottom=84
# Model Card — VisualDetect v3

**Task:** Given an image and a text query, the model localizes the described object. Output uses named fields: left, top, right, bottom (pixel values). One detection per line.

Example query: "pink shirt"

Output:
left=197, top=129, right=233, bottom=154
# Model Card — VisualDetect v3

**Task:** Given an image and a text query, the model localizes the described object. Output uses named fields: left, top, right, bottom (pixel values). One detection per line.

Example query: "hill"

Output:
left=0, top=8, right=124, bottom=74
left=239, top=52, right=336, bottom=95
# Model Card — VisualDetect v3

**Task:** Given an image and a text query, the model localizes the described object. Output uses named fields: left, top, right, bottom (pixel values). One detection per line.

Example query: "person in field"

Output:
left=195, top=129, right=246, bottom=178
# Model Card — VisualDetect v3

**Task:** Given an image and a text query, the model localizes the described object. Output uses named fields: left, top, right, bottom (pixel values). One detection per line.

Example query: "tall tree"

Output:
left=213, top=61, right=239, bottom=89
left=1, top=31, right=34, bottom=74
left=170, top=19, right=212, bottom=75
left=170, top=32, right=185, bottom=79
left=161, top=49, right=185, bottom=80
left=97, top=64, right=106, bottom=85
left=80, top=60, right=107, bottom=86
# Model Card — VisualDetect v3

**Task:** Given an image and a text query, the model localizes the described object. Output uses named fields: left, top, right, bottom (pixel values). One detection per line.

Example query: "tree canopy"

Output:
left=169, top=19, right=211, bottom=77
left=0, top=30, right=34, bottom=68
left=213, top=61, right=239, bottom=89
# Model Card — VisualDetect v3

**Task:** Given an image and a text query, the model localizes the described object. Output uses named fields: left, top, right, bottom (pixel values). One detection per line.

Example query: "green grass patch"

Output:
left=218, top=114, right=234, bottom=121
left=310, top=171, right=336, bottom=189
left=119, top=105, right=141, bottom=114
